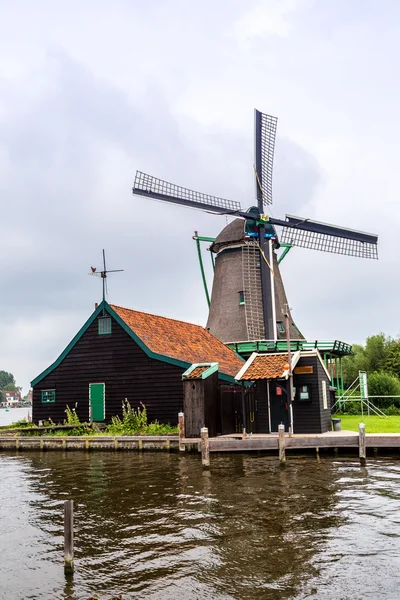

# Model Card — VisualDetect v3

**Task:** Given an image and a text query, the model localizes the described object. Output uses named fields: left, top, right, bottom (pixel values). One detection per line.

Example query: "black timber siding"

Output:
left=292, top=356, right=332, bottom=434
left=32, top=315, right=185, bottom=425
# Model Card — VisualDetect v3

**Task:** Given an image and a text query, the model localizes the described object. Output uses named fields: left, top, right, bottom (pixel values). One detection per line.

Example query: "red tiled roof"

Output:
left=237, top=354, right=293, bottom=380
left=110, top=305, right=244, bottom=378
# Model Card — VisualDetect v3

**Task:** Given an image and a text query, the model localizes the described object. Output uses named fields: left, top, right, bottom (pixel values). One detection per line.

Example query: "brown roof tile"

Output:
left=238, top=354, right=292, bottom=380
left=183, top=366, right=210, bottom=379
left=110, top=305, right=244, bottom=378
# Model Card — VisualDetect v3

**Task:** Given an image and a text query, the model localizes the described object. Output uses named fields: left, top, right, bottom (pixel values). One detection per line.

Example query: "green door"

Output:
left=89, top=383, right=105, bottom=421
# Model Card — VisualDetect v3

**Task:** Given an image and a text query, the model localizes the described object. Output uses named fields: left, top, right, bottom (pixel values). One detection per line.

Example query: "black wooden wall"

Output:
left=292, top=355, right=332, bottom=434
left=32, top=316, right=185, bottom=425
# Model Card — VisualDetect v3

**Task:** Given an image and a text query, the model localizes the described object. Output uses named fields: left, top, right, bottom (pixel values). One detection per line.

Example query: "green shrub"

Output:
left=64, top=405, right=81, bottom=425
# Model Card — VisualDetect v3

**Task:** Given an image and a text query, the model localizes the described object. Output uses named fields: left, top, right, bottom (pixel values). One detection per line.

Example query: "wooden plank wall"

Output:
left=292, top=356, right=332, bottom=434
left=32, top=316, right=184, bottom=425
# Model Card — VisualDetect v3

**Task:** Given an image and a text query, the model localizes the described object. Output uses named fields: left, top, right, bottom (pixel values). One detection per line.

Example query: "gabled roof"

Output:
left=236, top=352, right=301, bottom=381
left=182, top=363, right=218, bottom=380
left=235, top=350, right=330, bottom=381
left=31, top=301, right=244, bottom=386
left=110, top=304, right=244, bottom=378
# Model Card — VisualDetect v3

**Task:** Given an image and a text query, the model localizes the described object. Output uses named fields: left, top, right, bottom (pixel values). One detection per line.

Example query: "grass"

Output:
left=338, top=414, right=400, bottom=433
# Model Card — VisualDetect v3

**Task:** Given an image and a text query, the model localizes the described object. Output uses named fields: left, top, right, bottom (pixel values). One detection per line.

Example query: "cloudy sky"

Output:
left=1, top=0, right=399, bottom=392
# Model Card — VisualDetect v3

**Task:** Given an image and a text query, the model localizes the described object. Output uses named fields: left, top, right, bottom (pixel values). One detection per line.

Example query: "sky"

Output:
left=1, top=0, right=399, bottom=393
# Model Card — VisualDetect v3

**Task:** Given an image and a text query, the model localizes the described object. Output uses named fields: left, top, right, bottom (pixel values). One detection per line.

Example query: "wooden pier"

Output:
left=1, top=429, right=400, bottom=457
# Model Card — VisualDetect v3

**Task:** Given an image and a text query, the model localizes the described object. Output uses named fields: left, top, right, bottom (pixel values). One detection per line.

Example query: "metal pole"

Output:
left=241, top=382, right=247, bottom=438
left=284, top=304, right=294, bottom=435
left=193, top=231, right=210, bottom=307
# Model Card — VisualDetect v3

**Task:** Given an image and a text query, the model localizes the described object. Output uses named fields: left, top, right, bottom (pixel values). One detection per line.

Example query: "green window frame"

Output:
left=239, top=291, right=245, bottom=305
left=98, top=317, right=112, bottom=335
left=41, top=389, right=56, bottom=403
left=277, top=321, right=285, bottom=333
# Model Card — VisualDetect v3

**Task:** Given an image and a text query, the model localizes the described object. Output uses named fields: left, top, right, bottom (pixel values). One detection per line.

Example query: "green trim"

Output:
left=193, top=235, right=216, bottom=243
left=98, top=316, right=112, bottom=335
left=227, top=339, right=352, bottom=360
left=182, top=362, right=219, bottom=380
left=31, top=304, right=106, bottom=387
left=31, top=301, right=238, bottom=386
left=278, top=243, right=292, bottom=265
left=195, top=235, right=210, bottom=307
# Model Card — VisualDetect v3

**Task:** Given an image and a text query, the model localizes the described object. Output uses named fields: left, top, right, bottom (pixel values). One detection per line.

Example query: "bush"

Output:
left=107, top=400, right=147, bottom=434
left=367, top=371, right=400, bottom=408
left=64, top=405, right=81, bottom=425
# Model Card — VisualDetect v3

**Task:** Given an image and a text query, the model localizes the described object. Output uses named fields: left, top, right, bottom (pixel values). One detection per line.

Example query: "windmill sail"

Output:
left=254, top=110, right=278, bottom=206
left=278, top=215, right=378, bottom=259
left=132, top=171, right=241, bottom=214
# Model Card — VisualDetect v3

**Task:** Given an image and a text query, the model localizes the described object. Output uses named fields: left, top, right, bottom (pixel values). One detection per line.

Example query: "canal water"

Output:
left=1, top=452, right=400, bottom=600
left=0, top=406, right=30, bottom=426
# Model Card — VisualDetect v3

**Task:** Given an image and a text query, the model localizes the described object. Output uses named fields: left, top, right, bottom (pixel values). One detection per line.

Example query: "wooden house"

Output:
left=31, top=301, right=244, bottom=425
left=235, top=351, right=333, bottom=434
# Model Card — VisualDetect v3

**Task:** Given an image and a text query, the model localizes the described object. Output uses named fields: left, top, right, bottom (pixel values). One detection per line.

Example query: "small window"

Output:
left=298, top=385, right=311, bottom=401
left=277, top=321, right=285, bottom=333
left=98, top=317, right=112, bottom=335
left=239, top=291, right=245, bottom=305
left=41, top=390, right=56, bottom=403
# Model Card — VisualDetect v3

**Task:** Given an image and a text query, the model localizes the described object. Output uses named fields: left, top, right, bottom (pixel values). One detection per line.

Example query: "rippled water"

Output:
left=1, top=452, right=400, bottom=600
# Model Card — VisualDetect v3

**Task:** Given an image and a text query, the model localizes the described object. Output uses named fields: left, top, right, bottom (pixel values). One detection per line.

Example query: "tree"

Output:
left=342, top=334, right=395, bottom=387
left=367, top=371, right=400, bottom=408
left=0, top=371, right=17, bottom=403
left=0, top=371, right=15, bottom=389
left=383, top=339, right=400, bottom=379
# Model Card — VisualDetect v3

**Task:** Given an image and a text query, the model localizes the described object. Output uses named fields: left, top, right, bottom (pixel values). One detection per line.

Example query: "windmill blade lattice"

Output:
left=278, top=215, right=378, bottom=259
left=255, top=111, right=278, bottom=206
left=133, top=171, right=241, bottom=214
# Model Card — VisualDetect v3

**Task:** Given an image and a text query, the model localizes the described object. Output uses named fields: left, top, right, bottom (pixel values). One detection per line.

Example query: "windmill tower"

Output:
left=205, top=217, right=302, bottom=343
left=132, top=109, right=378, bottom=344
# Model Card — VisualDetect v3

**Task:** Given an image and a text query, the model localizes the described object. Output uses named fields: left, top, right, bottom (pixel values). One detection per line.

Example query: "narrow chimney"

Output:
left=95, top=303, right=98, bottom=309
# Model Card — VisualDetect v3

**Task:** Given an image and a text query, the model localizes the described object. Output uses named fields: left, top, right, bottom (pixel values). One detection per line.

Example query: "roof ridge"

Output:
left=109, top=303, right=207, bottom=331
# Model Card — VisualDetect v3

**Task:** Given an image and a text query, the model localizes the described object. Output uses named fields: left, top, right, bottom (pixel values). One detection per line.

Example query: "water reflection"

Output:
left=1, top=452, right=400, bottom=599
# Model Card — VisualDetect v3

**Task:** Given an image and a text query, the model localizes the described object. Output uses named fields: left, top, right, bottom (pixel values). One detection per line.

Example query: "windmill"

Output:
left=132, top=110, right=378, bottom=344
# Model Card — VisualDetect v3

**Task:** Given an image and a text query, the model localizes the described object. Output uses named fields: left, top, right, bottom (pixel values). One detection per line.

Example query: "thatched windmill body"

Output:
left=132, top=110, right=378, bottom=344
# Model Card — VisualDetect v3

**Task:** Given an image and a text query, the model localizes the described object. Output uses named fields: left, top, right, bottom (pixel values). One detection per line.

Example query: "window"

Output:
left=277, top=321, right=285, bottom=333
left=239, top=291, right=245, bottom=305
left=298, top=385, right=311, bottom=401
left=41, top=390, right=56, bottom=403
left=322, top=380, right=328, bottom=409
left=98, top=317, right=112, bottom=335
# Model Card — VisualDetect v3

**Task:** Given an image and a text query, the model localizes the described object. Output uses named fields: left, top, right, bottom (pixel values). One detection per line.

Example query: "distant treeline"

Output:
left=342, top=334, right=400, bottom=409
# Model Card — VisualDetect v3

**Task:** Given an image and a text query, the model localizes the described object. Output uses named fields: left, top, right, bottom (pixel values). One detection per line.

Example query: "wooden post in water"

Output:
left=64, top=500, right=74, bottom=573
left=201, top=427, right=210, bottom=468
left=278, top=424, right=286, bottom=464
left=359, top=422, right=366, bottom=462
left=178, top=412, right=185, bottom=452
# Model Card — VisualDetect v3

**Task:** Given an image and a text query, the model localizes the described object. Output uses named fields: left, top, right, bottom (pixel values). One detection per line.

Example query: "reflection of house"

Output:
left=3, top=390, right=22, bottom=407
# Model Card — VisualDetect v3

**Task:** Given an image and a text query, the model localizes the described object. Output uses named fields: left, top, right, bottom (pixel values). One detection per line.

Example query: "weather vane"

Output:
left=89, top=249, right=124, bottom=304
